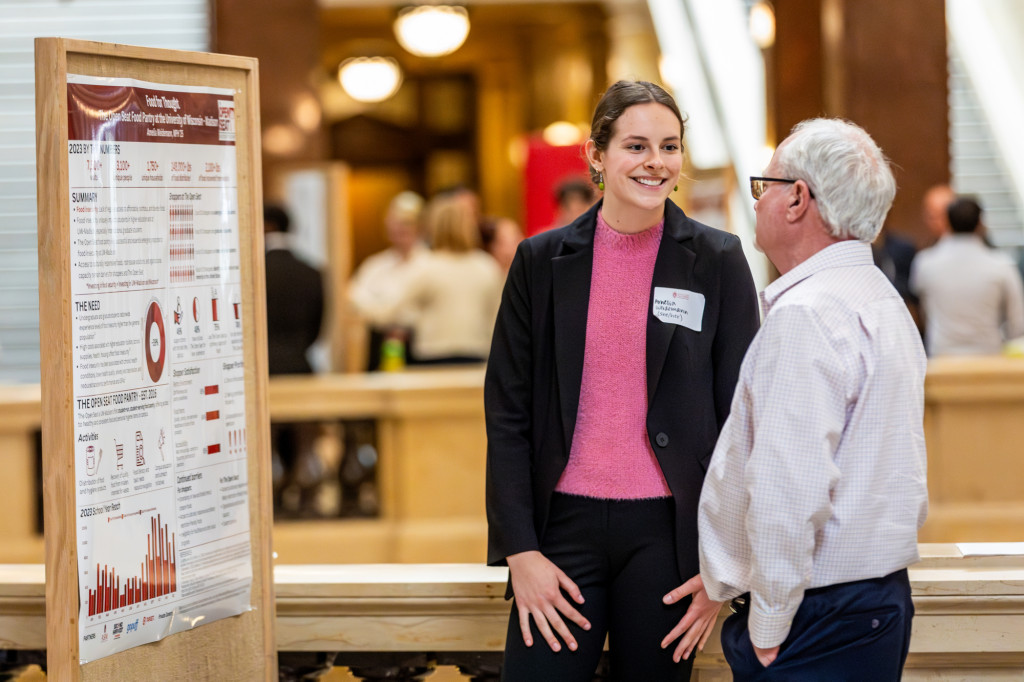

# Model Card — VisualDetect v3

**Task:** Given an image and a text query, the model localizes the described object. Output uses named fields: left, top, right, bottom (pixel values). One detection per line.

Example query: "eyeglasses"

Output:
left=749, top=176, right=815, bottom=201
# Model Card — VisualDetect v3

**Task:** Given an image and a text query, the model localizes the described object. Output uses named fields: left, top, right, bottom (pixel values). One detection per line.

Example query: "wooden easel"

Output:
left=35, top=38, right=275, bottom=680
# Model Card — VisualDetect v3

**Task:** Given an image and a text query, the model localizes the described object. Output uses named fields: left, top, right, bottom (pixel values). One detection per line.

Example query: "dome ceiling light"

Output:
left=393, top=5, right=470, bottom=58
left=749, top=1, right=776, bottom=49
left=337, top=56, right=403, bottom=103
left=542, top=121, right=586, bottom=147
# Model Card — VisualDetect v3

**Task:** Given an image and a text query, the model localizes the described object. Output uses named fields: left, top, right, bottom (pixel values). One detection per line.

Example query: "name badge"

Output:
left=653, top=287, right=705, bottom=332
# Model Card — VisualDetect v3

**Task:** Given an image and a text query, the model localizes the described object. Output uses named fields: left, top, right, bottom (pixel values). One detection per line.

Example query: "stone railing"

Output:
left=5, top=358, right=1024, bottom=567
left=1, top=544, right=1022, bottom=680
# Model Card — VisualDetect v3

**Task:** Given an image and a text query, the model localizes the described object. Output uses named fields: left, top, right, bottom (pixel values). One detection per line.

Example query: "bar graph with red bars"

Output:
left=204, top=384, right=220, bottom=455
left=87, top=514, right=177, bottom=617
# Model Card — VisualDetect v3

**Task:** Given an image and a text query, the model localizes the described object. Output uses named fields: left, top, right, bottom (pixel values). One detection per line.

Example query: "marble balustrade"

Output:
left=0, top=544, right=1022, bottom=679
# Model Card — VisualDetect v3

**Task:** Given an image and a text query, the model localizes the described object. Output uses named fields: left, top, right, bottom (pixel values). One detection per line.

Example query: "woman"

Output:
left=485, top=81, right=760, bottom=680
left=389, top=192, right=503, bottom=364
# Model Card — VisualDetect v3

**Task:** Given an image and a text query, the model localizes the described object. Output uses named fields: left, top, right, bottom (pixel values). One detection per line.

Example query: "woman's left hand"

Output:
left=660, top=573, right=723, bottom=663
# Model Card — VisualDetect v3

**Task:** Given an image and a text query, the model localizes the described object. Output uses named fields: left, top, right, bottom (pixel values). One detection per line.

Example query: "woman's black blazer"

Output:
left=485, top=198, right=760, bottom=582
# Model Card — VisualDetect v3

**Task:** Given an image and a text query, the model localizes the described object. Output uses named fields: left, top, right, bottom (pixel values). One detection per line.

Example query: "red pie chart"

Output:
left=145, top=300, right=166, bottom=382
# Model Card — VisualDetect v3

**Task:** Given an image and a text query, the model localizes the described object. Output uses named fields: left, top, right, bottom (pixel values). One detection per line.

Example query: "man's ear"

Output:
left=786, top=181, right=813, bottom=221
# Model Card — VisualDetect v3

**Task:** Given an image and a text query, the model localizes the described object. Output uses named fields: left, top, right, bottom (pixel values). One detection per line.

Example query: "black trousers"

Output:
left=722, top=569, right=914, bottom=681
left=502, top=493, right=694, bottom=682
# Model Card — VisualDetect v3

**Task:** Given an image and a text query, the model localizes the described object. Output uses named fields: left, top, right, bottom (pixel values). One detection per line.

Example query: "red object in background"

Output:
left=522, top=136, right=592, bottom=237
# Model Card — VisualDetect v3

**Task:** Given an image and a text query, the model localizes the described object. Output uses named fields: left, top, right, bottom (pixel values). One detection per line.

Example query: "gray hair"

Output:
left=388, top=190, right=425, bottom=221
left=775, top=118, right=896, bottom=242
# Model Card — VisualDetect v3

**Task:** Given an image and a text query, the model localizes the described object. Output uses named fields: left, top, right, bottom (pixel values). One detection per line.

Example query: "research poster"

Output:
left=67, top=74, right=251, bottom=663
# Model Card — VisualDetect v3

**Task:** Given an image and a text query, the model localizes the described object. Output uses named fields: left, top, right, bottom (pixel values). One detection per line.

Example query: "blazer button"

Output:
left=655, top=432, right=669, bottom=447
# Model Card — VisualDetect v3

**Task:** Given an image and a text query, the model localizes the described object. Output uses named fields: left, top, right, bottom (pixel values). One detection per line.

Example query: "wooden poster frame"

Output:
left=35, top=38, right=275, bottom=680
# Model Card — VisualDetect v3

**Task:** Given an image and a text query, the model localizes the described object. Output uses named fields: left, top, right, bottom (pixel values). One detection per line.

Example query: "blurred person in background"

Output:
left=264, top=203, right=326, bottom=516
left=265, top=204, right=324, bottom=374
left=347, top=191, right=428, bottom=370
left=437, top=183, right=484, bottom=235
left=549, top=177, right=597, bottom=231
left=921, top=184, right=955, bottom=246
left=910, top=196, right=1024, bottom=355
left=480, top=215, right=524, bottom=274
left=872, top=225, right=919, bottom=314
left=384, top=193, right=504, bottom=364
left=450, top=184, right=483, bottom=219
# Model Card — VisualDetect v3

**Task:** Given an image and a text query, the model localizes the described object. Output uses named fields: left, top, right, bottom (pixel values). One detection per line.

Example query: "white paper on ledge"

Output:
left=956, top=542, right=1024, bottom=556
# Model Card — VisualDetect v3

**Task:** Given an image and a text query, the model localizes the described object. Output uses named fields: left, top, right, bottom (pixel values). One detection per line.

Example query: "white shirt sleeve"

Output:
left=347, top=254, right=395, bottom=325
left=743, top=305, right=845, bottom=647
left=1002, top=264, right=1024, bottom=341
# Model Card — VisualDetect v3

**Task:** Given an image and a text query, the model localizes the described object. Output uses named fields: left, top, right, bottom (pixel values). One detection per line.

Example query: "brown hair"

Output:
left=587, top=80, right=686, bottom=184
left=426, top=194, right=480, bottom=253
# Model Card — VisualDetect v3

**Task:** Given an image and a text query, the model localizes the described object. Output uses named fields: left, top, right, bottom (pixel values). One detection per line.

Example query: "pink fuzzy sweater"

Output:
left=555, top=212, right=672, bottom=499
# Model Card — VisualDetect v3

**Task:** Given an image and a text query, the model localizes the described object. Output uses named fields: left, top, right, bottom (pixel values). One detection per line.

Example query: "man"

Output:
left=677, top=119, right=929, bottom=680
left=347, top=191, right=427, bottom=369
left=872, top=227, right=917, bottom=303
left=264, top=204, right=325, bottom=515
left=552, top=177, right=597, bottom=229
left=921, top=183, right=954, bottom=245
left=910, top=197, right=1024, bottom=355
left=264, top=204, right=324, bottom=374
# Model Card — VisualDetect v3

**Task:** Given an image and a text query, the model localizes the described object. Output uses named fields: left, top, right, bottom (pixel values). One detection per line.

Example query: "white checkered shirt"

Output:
left=698, top=240, right=929, bottom=648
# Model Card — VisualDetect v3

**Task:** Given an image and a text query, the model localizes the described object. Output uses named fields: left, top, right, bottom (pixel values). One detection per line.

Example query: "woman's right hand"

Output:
left=506, top=550, right=591, bottom=651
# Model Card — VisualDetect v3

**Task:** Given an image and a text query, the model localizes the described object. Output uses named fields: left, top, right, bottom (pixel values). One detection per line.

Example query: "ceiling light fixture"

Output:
left=542, top=121, right=586, bottom=147
left=749, top=1, right=776, bottom=49
left=394, top=5, right=470, bottom=58
left=337, top=56, right=403, bottom=103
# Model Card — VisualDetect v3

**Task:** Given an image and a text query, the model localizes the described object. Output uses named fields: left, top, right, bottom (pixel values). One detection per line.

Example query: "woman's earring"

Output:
left=674, top=184, right=679, bottom=192
left=597, top=172, right=605, bottom=191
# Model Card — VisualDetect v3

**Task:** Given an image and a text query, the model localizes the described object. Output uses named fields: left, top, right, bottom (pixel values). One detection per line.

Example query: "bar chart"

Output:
left=87, top=514, right=177, bottom=617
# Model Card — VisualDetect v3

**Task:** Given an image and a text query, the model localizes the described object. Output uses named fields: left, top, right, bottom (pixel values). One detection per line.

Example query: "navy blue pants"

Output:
left=721, top=569, right=914, bottom=681
left=501, top=493, right=694, bottom=682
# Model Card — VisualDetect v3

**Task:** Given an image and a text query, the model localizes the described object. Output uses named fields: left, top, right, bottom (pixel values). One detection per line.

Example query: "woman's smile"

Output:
left=632, top=176, right=666, bottom=187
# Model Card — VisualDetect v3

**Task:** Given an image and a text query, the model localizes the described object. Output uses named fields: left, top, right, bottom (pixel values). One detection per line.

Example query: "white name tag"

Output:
left=653, top=287, right=705, bottom=332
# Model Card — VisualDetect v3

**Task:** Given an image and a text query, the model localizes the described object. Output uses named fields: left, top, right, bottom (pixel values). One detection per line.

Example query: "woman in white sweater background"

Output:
left=388, top=193, right=504, bottom=364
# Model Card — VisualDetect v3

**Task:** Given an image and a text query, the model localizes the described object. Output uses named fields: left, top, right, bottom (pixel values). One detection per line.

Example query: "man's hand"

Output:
left=753, top=644, right=779, bottom=667
left=506, top=550, right=591, bottom=652
left=660, top=574, right=723, bottom=662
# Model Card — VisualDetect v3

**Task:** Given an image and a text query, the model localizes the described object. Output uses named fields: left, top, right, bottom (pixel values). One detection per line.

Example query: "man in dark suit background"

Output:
left=264, top=204, right=325, bottom=515
left=264, top=204, right=323, bottom=374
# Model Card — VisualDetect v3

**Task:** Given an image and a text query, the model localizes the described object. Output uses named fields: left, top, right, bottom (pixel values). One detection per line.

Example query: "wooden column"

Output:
left=214, top=0, right=327, bottom=179
left=773, top=0, right=949, bottom=245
